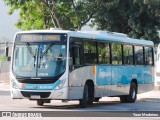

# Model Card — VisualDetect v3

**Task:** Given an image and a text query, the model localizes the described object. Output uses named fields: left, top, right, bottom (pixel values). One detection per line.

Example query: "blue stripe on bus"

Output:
left=22, top=80, right=61, bottom=90
left=96, top=65, right=153, bottom=85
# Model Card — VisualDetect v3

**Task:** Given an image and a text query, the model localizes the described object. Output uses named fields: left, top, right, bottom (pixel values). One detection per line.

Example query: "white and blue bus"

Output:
left=10, top=29, right=154, bottom=107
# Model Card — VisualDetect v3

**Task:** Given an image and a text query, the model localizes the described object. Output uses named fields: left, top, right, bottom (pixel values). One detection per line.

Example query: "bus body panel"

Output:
left=96, top=65, right=112, bottom=97
left=68, top=86, right=84, bottom=100
left=68, top=66, right=95, bottom=99
left=68, top=65, right=153, bottom=99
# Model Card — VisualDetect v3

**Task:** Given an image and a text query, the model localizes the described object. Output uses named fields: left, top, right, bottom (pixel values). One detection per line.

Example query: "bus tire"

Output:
left=79, top=84, right=88, bottom=107
left=37, top=100, right=44, bottom=106
left=79, top=83, right=94, bottom=107
left=120, top=96, right=127, bottom=103
left=120, top=82, right=137, bottom=103
left=94, top=97, right=101, bottom=102
left=87, top=83, right=94, bottom=105
left=126, top=82, right=137, bottom=103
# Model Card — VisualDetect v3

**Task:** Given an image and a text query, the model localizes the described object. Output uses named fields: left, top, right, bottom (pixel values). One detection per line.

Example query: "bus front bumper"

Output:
left=10, top=87, right=68, bottom=100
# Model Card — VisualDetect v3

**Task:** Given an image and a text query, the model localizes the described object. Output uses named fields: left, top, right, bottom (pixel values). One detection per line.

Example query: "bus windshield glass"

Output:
left=13, top=33, right=67, bottom=78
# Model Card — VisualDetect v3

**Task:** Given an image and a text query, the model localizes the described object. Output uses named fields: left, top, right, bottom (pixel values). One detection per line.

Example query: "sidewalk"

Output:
left=0, top=82, right=9, bottom=91
left=137, top=90, right=160, bottom=99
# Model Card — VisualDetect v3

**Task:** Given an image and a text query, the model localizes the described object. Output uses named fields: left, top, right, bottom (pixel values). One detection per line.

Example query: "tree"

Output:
left=4, top=0, right=160, bottom=43
left=92, top=0, right=160, bottom=43
left=4, top=0, right=50, bottom=30
left=3, top=0, right=96, bottom=30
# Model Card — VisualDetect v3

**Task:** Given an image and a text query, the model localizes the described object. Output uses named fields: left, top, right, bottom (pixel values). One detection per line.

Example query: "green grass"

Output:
left=0, top=54, right=6, bottom=62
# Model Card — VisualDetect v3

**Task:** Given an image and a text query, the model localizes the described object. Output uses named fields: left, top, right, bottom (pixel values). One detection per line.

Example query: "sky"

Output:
left=0, top=0, right=95, bottom=41
left=0, top=0, right=20, bottom=40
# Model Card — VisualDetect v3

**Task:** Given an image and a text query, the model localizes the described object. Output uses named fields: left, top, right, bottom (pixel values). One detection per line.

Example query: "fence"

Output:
left=0, top=42, right=13, bottom=83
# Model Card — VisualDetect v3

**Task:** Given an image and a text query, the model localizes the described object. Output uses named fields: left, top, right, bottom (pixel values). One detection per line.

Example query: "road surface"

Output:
left=0, top=90, right=160, bottom=120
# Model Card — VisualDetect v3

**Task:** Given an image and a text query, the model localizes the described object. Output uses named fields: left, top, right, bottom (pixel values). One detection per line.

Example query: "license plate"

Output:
left=30, top=95, right=41, bottom=99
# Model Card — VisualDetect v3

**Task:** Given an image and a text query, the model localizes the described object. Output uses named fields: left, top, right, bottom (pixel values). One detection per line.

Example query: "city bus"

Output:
left=10, top=29, right=154, bottom=107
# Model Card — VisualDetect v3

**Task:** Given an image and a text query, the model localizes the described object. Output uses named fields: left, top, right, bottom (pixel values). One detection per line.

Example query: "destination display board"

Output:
left=16, top=33, right=63, bottom=42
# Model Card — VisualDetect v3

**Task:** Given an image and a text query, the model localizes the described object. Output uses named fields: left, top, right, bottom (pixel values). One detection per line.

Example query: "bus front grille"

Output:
left=21, top=91, right=51, bottom=98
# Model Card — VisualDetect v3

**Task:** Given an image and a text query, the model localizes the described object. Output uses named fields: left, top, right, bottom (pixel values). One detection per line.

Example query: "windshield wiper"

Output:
left=25, top=43, right=37, bottom=67
left=25, top=43, right=36, bottom=58
left=40, top=43, right=54, bottom=58
left=38, top=43, right=54, bottom=68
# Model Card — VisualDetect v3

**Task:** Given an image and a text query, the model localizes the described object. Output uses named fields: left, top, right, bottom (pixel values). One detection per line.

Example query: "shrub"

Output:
left=0, top=54, right=6, bottom=62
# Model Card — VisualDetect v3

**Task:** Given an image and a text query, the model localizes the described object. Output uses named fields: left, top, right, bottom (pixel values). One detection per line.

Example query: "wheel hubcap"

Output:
left=132, top=88, right=136, bottom=99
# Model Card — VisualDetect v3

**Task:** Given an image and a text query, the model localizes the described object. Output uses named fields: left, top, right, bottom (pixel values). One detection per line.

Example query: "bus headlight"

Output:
left=11, top=79, right=19, bottom=89
left=55, top=79, right=66, bottom=90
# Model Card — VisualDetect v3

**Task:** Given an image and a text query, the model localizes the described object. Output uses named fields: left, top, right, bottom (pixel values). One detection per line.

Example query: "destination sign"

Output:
left=16, top=34, right=61, bottom=42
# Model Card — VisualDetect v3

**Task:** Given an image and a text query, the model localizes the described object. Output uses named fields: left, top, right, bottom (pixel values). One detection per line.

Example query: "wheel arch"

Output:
left=85, top=79, right=94, bottom=85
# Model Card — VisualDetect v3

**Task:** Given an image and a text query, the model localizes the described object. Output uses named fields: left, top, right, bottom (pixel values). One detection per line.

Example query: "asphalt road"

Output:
left=0, top=90, right=160, bottom=119
left=0, top=90, right=160, bottom=111
left=0, top=91, right=10, bottom=96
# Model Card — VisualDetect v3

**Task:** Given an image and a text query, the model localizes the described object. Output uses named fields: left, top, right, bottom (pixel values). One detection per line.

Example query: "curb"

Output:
left=154, top=86, right=160, bottom=91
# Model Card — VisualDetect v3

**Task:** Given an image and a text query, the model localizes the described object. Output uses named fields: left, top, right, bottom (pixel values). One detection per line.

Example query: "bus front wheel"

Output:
left=37, top=100, right=44, bottom=106
left=79, top=83, right=94, bottom=107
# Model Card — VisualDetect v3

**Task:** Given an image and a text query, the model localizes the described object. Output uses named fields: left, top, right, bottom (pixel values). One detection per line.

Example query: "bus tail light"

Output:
left=55, top=79, right=66, bottom=90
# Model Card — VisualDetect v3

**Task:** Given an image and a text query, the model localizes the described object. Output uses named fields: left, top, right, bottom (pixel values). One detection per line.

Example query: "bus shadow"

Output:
left=30, top=98, right=160, bottom=110
left=31, top=101, right=122, bottom=110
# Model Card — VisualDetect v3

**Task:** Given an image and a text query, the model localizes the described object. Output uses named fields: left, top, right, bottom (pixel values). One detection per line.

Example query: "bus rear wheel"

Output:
left=79, top=83, right=94, bottom=107
left=120, top=82, right=137, bottom=103
left=37, top=100, right=44, bottom=106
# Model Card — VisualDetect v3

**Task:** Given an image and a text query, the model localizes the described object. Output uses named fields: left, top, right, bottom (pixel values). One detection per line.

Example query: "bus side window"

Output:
left=134, top=46, right=144, bottom=65
left=123, top=45, right=133, bottom=65
left=145, top=47, right=153, bottom=65
left=98, top=42, right=110, bottom=64
left=84, top=41, right=97, bottom=64
left=112, top=43, right=122, bottom=65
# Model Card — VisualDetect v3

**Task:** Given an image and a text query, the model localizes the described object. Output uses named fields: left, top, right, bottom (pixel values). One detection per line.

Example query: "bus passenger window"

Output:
left=145, top=47, right=153, bottom=65
left=84, top=41, right=97, bottom=64
left=112, top=43, right=122, bottom=65
left=134, top=46, right=144, bottom=65
left=98, top=42, right=110, bottom=64
left=123, top=45, right=133, bottom=65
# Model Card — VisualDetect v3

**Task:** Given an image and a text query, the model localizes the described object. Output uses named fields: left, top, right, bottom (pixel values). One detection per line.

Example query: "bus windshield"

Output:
left=13, top=42, right=66, bottom=77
